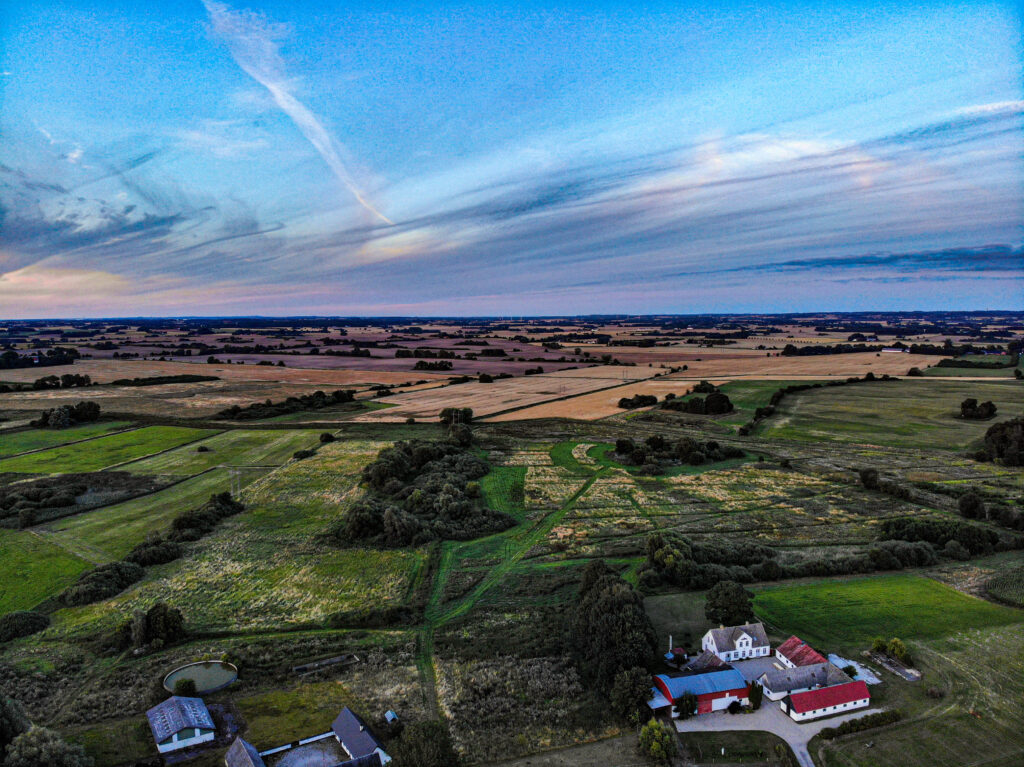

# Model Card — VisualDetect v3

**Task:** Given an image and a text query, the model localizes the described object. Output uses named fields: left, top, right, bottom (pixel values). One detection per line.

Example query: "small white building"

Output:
left=701, top=622, right=770, bottom=662
left=781, top=681, right=870, bottom=722
left=775, top=635, right=827, bottom=668
left=146, top=696, right=216, bottom=754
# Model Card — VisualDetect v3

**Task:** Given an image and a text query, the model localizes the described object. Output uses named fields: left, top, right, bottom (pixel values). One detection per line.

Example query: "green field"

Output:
left=0, top=527, right=93, bottom=612
left=758, top=379, right=1024, bottom=449
left=0, top=421, right=132, bottom=458
left=481, top=464, right=527, bottom=520
left=122, top=429, right=320, bottom=475
left=0, top=426, right=218, bottom=473
left=673, top=379, right=822, bottom=431
left=986, top=565, right=1024, bottom=607
left=753, top=574, right=1023, bottom=649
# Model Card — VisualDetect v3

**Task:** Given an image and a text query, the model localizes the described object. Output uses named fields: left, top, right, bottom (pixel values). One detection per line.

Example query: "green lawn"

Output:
left=122, top=429, right=321, bottom=475
left=549, top=441, right=595, bottom=476
left=753, top=574, right=1023, bottom=650
left=0, top=426, right=218, bottom=473
left=0, top=421, right=132, bottom=458
left=758, top=379, right=1024, bottom=449
left=481, top=465, right=527, bottom=520
left=673, top=379, right=822, bottom=431
left=0, top=527, right=93, bottom=612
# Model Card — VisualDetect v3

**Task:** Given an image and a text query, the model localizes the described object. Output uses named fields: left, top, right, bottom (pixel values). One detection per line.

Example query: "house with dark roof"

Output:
left=648, top=669, right=750, bottom=716
left=781, top=680, right=870, bottom=721
left=680, top=649, right=728, bottom=675
left=224, top=737, right=265, bottom=767
left=332, top=707, right=391, bottom=765
left=146, top=696, right=215, bottom=754
left=701, top=623, right=770, bottom=662
left=758, top=662, right=851, bottom=701
left=775, top=636, right=827, bottom=668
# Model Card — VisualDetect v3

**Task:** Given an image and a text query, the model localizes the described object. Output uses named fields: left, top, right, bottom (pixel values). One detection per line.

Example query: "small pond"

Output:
left=163, top=660, right=238, bottom=694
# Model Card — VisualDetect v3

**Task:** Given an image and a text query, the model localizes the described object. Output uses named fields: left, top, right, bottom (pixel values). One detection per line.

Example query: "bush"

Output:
left=293, top=449, right=315, bottom=460
left=961, top=398, right=997, bottom=420
left=981, top=416, right=1024, bottom=466
left=173, top=679, right=197, bottom=696
left=319, top=432, right=336, bottom=443
left=0, top=611, right=50, bottom=643
left=5, top=726, right=94, bottom=767
left=638, top=719, right=675, bottom=764
left=60, top=561, right=143, bottom=607
left=817, top=710, right=902, bottom=739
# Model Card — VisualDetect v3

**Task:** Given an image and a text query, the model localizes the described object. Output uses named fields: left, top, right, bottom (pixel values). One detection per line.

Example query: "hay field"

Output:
left=485, top=378, right=681, bottom=421
left=661, top=350, right=947, bottom=378
left=351, top=370, right=652, bottom=421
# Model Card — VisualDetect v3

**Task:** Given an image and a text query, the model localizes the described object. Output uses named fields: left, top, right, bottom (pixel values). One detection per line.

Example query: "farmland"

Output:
left=0, top=313, right=1022, bottom=767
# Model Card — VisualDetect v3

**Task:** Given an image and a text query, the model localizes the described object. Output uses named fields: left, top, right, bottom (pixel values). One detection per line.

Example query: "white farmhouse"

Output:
left=701, top=622, right=770, bottom=662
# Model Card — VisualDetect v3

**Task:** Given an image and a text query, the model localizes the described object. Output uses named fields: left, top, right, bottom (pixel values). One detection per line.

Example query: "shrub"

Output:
left=293, top=449, right=315, bottom=460
left=817, top=710, right=902, bottom=739
left=638, top=719, right=675, bottom=764
left=960, top=398, right=997, bottom=420
left=0, top=612, right=50, bottom=643
left=319, top=432, right=336, bottom=443
left=981, top=416, right=1024, bottom=466
left=60, top=561, right=144, bottom=607
left=173, top=679, right=197, bottom=696
left=5, top=726, right=94, bottom=767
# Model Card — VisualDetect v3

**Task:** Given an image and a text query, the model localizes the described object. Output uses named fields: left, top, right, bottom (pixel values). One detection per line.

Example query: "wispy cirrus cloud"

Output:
left=202, top=0, right=392, bottom=224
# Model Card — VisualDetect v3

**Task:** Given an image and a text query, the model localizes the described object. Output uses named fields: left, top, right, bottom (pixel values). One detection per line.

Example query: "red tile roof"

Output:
left=789, top=681, right=870, bottom=714
left=776, top=636, right=826, bottom=666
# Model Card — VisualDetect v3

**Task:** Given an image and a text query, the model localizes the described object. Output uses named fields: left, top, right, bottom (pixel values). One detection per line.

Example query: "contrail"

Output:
left=202, top=1, right=393, bottom=225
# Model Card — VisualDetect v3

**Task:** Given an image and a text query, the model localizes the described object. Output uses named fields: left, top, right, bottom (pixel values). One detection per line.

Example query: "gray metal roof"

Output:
left=225, top=737, right=265, bottom=767
left=760, top=662, right=850, bottom=693
left=145, top=696, right=214, bottom=742
left=332, top=707, right=383, bottom=760
left=706, top=622, right=769, bottom=652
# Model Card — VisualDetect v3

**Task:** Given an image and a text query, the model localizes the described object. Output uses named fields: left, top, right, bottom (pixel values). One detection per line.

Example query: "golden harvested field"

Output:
left=661, top=350, right=947, bottom=378
left=351, top=370, right=652, bottom=421
left=486, top=378, right=682, bottom=421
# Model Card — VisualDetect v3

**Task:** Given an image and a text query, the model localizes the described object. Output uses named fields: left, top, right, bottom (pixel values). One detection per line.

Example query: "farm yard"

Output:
left=0, top=313, right=1022, bottom=767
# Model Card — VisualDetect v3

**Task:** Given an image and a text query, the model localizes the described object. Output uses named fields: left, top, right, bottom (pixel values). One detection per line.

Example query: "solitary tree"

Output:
left=887, top=637, right=910, bottom=664
left=704, top=580, right=754, bottom=626
left=748, top=680, right=764, bottom=710
left=958, top=491, right=985, bottom=519
left=638, top=718, right=675, bottom=765
left=673, top=692, right=699, bottom=720
left=871, top=636, right=887, bottom=654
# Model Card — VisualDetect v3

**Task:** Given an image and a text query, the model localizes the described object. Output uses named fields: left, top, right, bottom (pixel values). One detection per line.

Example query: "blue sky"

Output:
left=0, top=1, right=1021, bottom=317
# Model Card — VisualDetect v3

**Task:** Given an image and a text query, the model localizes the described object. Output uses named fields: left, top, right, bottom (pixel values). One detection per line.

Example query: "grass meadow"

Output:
left=0, top=421, right=132, bottom=458
left=0, top=426, right=218, bottom=473
left=121, top=429, right=320, bottom=475
left=759, top=379, right=1024, bottom=449
left=0, top=527, right=93, bottom=612
left=753, top=574, right=1023, bottom=649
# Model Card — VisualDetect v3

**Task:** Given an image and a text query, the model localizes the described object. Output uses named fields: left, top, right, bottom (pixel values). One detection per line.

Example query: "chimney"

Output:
left=668, top=634, right=673, bottom=652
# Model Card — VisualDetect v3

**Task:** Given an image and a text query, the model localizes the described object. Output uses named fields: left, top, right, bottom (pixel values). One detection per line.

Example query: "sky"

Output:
left=0, top=1, right=1021, bottom=317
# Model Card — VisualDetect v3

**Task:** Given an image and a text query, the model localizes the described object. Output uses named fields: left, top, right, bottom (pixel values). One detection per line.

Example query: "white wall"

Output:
left=155, top=729, right=215, bottom=754
left=785, top=698, right=869, bottom=722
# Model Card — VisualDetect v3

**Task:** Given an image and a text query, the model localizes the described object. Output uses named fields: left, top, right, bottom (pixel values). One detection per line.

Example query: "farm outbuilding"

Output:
left=781, top=680, right=870, bottom=721
left=332, top=707, right=391, bottom=766
left=224, top=737, right=265, bottom=767
left=758, top=662, right=851, bottom=701
left=649, top=669, right=750, bottom=716
left=775, top=635, right=827, bottom=668
left=146, top=696, right=215, bottom=754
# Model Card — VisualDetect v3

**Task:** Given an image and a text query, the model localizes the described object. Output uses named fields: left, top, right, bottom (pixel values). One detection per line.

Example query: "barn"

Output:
left=146, top=696, right=215, bottom=754
left=781, top=680, right=870, bottom=721
left=758, top=661, right=850, bottom=701
left=775, top=635, right=827, bottom=668
left=648, top=669, right=750, bottom=716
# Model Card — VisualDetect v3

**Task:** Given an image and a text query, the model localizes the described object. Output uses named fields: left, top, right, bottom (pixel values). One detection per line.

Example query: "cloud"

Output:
left=202, top=0, right=393, bottom=224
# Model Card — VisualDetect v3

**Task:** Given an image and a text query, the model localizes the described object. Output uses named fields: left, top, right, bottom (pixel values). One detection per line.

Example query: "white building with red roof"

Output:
left=781, top=680, right=870, bottom=721
left=775, top=635, right=826, bottom=668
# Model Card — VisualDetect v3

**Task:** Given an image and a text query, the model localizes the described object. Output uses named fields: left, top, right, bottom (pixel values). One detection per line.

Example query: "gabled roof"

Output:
left=225, top=737, right=265, bottom=767
left=788, top=681, right=870, bottom=713
left=776, top=636, right=826, bottom=666
left=339, top=755, right=382, bottom=767
left=146, top=696, right=214, bottom=742
left=760, top=662, right=849, bottom=693
left=656, top=669, right=748, bottom=699
left=706, top=622, right=769, bottom=652
left=682, top=650, right=728, bottom=673
left=332, top=707, right=383, bottom=760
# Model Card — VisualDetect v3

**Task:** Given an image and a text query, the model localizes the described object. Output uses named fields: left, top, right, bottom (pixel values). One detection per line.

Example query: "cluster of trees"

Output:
left=978, top=416, right=1024, bottom=466
left=704, top=580, right=755, bottom=625
left=110, top=374, right=219, bottom=386
left=0, top=346, right=81, bottom=370
left=617, top=394, right=658, bottom=409
left=0, top=612, right=50, bottom=644
left=395, top=348, right=456, bottom=359
left=961, top=398, right=997, bottom=420
left=879, top=517, right=1007, bottom=556
left=612, top=435, right=744, bottom=474
left=327, top=439, right=515, bottom=547
left=61, top=493, right=244, bottom=607
left=639, top=533, right=780, bottom=590
left=739, top=373, right=896, bottom=435
left=571, top=560, right=656, bottom=710
left=30, top=374, right=91, bottom=390
left=0, top=697, right=92, bottom=767
left=216, top=389, right=355, bottom=420
left=871, top=636, right=911, bottom=664
left=661, top=389, right=734, bottom=415
left=113, top=601, right=186, bottom=652
left=956, top=490, right=1024, bottom=532
left=29, top=401, right=101, bottom=429
left=127, top=492, right=245, bottom=566
left=0, top=472, right=161, bottom=529
left=782, top=343, right=886, bottom=356
left=414, top=360, right=453, bottom=371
